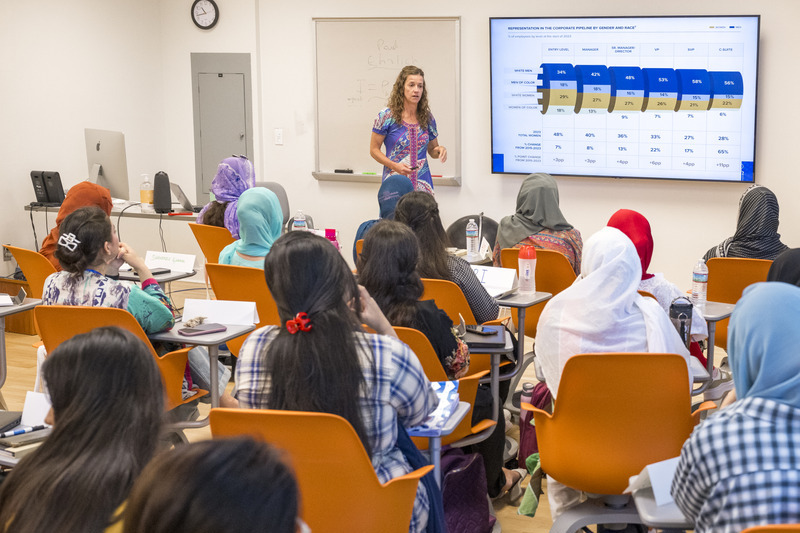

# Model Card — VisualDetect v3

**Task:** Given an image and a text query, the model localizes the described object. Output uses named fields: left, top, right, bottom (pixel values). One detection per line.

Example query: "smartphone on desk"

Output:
left=177, top=323, right=227, bottom=336
left=465, top=325, right=495, bottom=336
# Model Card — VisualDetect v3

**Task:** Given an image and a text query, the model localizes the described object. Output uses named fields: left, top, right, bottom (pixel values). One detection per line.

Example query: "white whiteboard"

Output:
left=313, top=17, right=461, bottom=186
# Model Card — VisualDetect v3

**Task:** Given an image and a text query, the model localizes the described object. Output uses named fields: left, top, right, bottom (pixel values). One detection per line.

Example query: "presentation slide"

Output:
left=490, top=16, right=759, bottom=182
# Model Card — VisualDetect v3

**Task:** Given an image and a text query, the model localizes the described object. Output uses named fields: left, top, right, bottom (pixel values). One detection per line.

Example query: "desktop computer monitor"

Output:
left=84, top=128, right=130, bottom=200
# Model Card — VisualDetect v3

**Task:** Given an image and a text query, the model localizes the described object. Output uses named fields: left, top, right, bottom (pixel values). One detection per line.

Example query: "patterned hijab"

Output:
left=39, top=182, right=113, bottom=271
left=767, top=248, right=800, bottom=287
left=728, top=282, right=800, bottom=409
left=497, top=173, right=573, bottom=249
left=705, top=184, right=788, bottom=260
left=196, top=157, right=256, bottom=238
left=607, top=209, right=655, bottom=280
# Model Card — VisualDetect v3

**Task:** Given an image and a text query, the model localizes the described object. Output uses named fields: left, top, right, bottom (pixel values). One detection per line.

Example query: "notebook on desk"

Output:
left=462, top=325, right=506, bottom=349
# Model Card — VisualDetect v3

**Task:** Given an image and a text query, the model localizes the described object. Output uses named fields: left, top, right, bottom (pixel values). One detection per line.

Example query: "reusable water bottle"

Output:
left=518, top=245, right=537, bottom=294
left=465, top=218, right=479, bottom=257
left=292, top=210, right=307, bottom=231
left=691, top=259, right=708, bottom=308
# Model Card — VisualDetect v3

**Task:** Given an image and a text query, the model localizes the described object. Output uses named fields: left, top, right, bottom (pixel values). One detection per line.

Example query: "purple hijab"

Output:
left=196, top=157, right=256, bottom=238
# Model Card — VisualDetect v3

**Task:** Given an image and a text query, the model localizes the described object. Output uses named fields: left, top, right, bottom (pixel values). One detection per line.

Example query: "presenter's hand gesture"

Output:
left=433, top=145, right=448, bottom=163
left=393, top=162, right=413, bottom=177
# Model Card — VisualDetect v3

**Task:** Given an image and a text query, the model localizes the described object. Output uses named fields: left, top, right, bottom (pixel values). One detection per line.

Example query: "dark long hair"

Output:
left=200, top=201, right=227, bottom=228
left=358, top=220, right=423, bottom=327
left=123, top=437, right=298, bottom=533
left=262, top=231, right=373, bottom=456
left=388, top=65, right=432, bottom=129
left=0, top=327, right=163, bottom=533
left=54, top=205, right=113, bottom=272
left=394, top=191, right=452, bottom=280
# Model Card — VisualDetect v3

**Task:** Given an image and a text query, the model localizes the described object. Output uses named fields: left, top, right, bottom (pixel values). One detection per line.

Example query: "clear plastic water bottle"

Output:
left=518, top=245, right=537, bottom=294
left=292, top=210, right=307, bottom=231
left=139, top=174, right=154, bottom=213
left=691, top=259, right=708, bottom=308
left=465, top=218, right=479, bottom=257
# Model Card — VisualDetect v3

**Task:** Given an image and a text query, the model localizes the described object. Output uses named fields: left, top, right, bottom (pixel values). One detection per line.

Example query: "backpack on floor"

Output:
left=441, top=447, right=496, bottom=533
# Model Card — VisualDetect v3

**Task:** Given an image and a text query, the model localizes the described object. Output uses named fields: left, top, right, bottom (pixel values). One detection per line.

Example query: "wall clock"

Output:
left=191, top=0, right=219, bottom=30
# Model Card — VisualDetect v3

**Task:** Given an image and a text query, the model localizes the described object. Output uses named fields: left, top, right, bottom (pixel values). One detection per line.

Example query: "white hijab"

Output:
left=536, top=226, right=690, bottom=398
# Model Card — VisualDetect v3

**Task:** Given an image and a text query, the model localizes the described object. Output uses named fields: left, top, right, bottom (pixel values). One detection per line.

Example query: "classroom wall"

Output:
left=2, top=0, right=797, bottom=288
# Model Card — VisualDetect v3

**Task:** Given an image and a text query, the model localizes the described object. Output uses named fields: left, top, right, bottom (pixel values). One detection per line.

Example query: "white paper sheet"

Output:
left=182, top=298, right=258, bottom=326
left=624, top=456, right=680, bottom=506
left=21, top=391, right=52, bottom=427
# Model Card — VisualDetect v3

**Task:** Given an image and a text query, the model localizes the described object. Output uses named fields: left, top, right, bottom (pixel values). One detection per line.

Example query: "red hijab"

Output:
left=607, top=209, right=654, bottom=280
left=39, top=182, right=113, bottom=270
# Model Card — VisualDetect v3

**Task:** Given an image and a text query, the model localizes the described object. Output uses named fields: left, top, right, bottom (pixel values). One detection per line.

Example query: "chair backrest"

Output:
left=5, top=245, right=57, bottom=298
left=210, top=408, right=430, bottom=533
left=34, top=305, right=195, bottom=410
left=446, top=215, right=499, bottom=250
left=499, top=248, right=577, bottom=337
left=741, top=526, right=800, bottom=533
left=205, top=263, right=280, bottom=356
left=393, top=327, right=493, bottom=446
left=188, top=222, right=236, bottom=264
left=355, top=239, right=365, bottom=263
left=531, top=352, right=694, bottom=495
left=420, top=278, right=476, bottom=324
left=255, top=180, right=291, bottom=227
left=706, top=257, right=772, bottom=350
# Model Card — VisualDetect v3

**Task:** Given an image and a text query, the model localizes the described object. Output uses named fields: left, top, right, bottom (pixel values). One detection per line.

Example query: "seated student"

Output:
left=218, top=187, right=283, bottom=268
left=196, top=155, right=256, bottom=238
left=352, top=174, right=414, bottom=263
left=493, top=173, right=582, bottom=274
left=234, top=231, right=438, bottom=533
left=606, top=209, right=730, bottom=400
left=536, top=226, right=691, bottom=519
left=672, top=282, right=800, bottom=533
left=121, top=437, right=302, bottom=533
left=0, top=327, right=163, bottom=533
left=394, top=191, right=499, bottom=324
left=39, top=181, right=113, bottom=271
left=358, top=219, right=526, bottom=501
left=703, top=184, right=789, bottom=261
left=767, top=247, right=800, bottom=286
left=41, top=206, right=233, bottom=406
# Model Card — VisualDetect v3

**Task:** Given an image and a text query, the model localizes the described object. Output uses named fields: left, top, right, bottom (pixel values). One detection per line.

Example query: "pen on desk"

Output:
left=0, top=425, right=48, bottom=439
left=167, top=212, right=194, bottom=216
left=362, top=172, right=377, bottom=175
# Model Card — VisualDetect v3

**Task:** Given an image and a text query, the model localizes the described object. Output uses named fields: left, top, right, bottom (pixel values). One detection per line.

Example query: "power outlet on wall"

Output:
left=2, top=246, right=12, bottom=262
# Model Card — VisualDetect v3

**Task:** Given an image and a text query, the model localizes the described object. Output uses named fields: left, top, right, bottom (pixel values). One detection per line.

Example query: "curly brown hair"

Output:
left=388, top=65, right=431, bottom=130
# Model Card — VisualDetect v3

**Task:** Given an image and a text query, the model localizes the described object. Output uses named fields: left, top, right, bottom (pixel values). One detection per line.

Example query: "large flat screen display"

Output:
left=490, top=16, right=760, bottom=182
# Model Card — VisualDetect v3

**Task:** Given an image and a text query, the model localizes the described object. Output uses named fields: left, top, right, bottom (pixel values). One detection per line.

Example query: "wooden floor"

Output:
left=0, top=281, right=561, bottom=533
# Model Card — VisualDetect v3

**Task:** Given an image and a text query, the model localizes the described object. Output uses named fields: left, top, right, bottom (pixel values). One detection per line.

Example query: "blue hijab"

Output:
left=728, top=282, right=800, bottom=408
left=219, top=188, right=282, bottom=263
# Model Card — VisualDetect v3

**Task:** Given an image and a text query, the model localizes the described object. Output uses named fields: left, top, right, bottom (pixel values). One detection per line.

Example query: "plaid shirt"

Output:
left=235, top=326, right=438, bottom=533
left=672, top=396, right=800, bottom=533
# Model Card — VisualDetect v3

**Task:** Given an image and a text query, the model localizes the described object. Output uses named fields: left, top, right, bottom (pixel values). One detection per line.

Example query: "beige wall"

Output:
left=3, top=1, right=797, bottom=287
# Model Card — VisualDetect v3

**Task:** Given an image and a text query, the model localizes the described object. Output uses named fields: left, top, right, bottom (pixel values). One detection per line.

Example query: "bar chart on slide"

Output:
left=490, top=16, right=759, bottom=182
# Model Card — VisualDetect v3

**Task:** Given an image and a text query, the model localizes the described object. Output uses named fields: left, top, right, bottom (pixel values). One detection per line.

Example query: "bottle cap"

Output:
left=519, top=245, right=537, bottom=259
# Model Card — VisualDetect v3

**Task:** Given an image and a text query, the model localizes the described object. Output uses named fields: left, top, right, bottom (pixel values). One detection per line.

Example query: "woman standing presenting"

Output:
left=370, top=65, right=447, bottom=194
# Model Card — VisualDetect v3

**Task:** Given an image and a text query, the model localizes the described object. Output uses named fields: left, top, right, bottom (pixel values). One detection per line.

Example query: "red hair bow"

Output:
left=286, top=312, right=312, bottom=334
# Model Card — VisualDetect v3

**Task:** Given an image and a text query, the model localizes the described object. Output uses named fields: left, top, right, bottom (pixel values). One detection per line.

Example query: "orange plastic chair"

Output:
left=205, top=263, right=279, bottom=357
left=706, top=257, right=772, bottom=351
left=210, top=408, right=432, bottom=533
left=742, top=526, right=800, bottom=533
left=522, top=352, right=706, bottom=531
left=499, top=247, right=577, bottom=338
left=393, top=326, right=495, bottom=447
left=188, top=222, right=236, bottom=264
left=356, top=239, right=365, bottom=263
left=5, top=245, right=57, bottom=298
left=420, top=278, right=508, bottom=376
left=35, top=305, right=207, bottom=410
